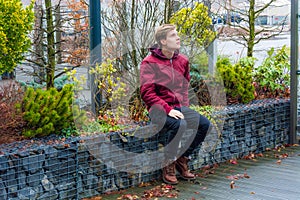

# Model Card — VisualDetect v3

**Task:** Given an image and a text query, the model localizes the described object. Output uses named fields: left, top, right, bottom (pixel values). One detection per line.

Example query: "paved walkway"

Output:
left=98, top=145, right=300, bottom=200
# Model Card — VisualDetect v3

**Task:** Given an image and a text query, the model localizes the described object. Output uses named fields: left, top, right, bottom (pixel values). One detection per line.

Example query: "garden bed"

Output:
left=0, top=98, right=290, bottom=200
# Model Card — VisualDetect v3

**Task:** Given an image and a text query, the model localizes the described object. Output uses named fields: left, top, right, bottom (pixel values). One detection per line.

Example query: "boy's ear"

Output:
left=160, top=39, right=167, bottom=46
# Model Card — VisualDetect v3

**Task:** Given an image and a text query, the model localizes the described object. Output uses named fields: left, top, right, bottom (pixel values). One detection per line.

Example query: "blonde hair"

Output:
left=154, top=24, right=176, bottom=47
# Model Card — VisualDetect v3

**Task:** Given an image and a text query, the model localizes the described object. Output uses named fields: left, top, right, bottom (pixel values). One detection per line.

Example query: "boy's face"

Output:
left=160, top=29, right=180, bottom=51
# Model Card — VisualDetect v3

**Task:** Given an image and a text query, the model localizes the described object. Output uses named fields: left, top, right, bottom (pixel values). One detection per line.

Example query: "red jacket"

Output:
left=140, top=45, right=190, bottom=114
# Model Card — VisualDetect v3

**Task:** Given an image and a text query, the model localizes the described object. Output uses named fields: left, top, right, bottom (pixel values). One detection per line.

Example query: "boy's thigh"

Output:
left=181, top=106, right=200, bottom=123
left=181, top=106, right=210, bottom=129
left=149, top=108, right=180, bottom=131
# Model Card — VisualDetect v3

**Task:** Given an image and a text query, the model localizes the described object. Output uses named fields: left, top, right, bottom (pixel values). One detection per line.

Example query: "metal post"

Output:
left=89, top=0, right=102, bottom=115
left=207, top=25, right=217, bottom=75
left=290, top=0, right=298, bottom=144
left=204, top=0, right=217, bottom=75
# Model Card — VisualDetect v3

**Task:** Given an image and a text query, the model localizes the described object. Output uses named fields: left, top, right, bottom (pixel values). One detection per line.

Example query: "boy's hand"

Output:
left=168, top=109, right=184, bottom=119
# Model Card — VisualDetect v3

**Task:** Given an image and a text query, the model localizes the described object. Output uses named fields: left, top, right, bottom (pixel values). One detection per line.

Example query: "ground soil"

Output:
left=0, top=128, right=26, bottom=145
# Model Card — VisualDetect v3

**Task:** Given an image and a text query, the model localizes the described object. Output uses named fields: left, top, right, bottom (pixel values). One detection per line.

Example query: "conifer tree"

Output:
left=20, top=84, right=85, bottom=137
left=0, top=0, right=34, bottom=74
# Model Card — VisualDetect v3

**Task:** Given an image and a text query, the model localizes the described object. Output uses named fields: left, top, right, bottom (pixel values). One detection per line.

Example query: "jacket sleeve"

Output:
left=140, top=60, right=173, bottom=114
left=182, top=60, right=190, bottom=107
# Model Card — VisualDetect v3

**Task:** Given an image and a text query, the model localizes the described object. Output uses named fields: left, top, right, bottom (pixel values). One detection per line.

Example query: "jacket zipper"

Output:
left=170, top=59, right=175, bottom=104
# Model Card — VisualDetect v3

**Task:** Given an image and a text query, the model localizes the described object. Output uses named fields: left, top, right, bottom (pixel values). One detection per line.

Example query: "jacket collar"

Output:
left=149, top=44, right=179, bottom=60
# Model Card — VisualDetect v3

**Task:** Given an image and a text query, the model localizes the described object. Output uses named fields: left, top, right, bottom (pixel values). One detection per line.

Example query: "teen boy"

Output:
left=140, top=24, right=211, bottom=184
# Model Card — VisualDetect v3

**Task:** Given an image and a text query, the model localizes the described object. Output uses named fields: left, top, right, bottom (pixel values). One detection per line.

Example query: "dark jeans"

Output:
left=150, top=106, right=211, bottom=160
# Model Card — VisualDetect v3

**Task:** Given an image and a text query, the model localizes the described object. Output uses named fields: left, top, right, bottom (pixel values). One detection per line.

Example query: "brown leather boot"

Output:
left=175, top=156, right=196, bottom=180
left=162, top=161, right=178, bottom=185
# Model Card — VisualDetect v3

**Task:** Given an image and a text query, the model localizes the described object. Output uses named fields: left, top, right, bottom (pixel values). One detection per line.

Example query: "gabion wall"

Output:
left=0, top=99, right=290, bottom=200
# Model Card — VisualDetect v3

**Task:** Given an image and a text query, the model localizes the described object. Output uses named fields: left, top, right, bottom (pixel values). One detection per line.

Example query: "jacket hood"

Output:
left=149, top=44, right=179, bottom=60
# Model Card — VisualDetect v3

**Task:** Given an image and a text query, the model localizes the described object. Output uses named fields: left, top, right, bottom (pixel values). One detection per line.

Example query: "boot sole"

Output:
left=175, top=166, right=196, bottom=181
left=162, top=176, right=178, bottom=185
left=178, top=173, right=196, bottom=181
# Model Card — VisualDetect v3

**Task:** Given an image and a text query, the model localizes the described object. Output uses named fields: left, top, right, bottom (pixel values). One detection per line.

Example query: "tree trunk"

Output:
left=55, top=4, right=62, bottom=64
left=130, top=0, right=137, bottom=69
left=227, top=0, right=232, bottom=25
left=247, top=0, right=255, bottom=57
left=164, top=0, right=174, bottom=23
left=45, top=0, right=55, bottom=89
left=33, top=3, right=45, bottom=83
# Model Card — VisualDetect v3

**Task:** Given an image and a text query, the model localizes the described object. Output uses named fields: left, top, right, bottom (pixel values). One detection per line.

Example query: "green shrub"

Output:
left=61, top=126, right=80, bottom=138
left=253, top=45, right=290, bottom=99
left=189, top=105, right=215, bottom=119
left=17, top=84, right=85, bottom=138
left=192, top=51, right=209, bottom=74
left=190, top=66, right=211, bottom=106
left=216, top=56, right=255, bottom=104
left=189, top=105, right=223, bottom=139
left=0, top=0, right=34, bottom=74
left=89, top=58, right=127, bottom=119
left=18, top=75, right=72, bottom=90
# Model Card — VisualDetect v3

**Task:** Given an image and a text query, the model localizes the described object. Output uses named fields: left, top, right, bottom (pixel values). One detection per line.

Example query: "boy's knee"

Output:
left=170, top=119, right=187, bottom=130
left=200, top=116, right=211, bottom=131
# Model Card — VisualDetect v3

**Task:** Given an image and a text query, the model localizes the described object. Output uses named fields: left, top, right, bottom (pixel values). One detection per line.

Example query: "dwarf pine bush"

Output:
left=17, top=84, right=85, bottom=138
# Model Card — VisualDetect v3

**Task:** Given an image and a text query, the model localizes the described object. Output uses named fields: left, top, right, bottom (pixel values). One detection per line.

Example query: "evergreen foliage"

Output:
left=0, top=0, right=34, bottom=74
left=18, top=84, right=85, bottom=138
left=216, top=57, right=256, bottom=104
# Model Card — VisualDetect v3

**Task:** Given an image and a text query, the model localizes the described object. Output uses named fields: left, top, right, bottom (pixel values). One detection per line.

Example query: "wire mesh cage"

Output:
left=0, top=99, right=290, bottom=199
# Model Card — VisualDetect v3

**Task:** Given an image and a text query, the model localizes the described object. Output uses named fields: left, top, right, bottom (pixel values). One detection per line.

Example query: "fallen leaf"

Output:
left=230, top=181, right=235, bottom=189
left=281, top=153, right=288, bottom=159
left=164, top=184, right=174, bottom=189
left=244, top=173, right=250, bottom=178
left=256, top=153, right=264, bottom=157
left=250, top=191, right=256, bottom=195
left=226, top=175, right=239, bottom=180
left=195, top=173, right=207, bottom=178
left=138, top=182, right=151, bottom=187
left=213, top=163, right=219, bottom=168
left=202, top=165, right=211, bottom=170
left=142, top=183, right=178, bottom=199
left=226, top=173, right=250, bottom=180
left=230, top=159, right=238, bottom=164
left=82, top=197, right=102, bottom=200
left=274, top=154, right=280, bottom=158
left=276, top=160, right=282, bottom=165
left=118, top=194, right=139, bottom=200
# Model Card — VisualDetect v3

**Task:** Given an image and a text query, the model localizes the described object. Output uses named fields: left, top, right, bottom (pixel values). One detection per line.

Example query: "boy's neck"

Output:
left=161, top=49, right=174, bottom=59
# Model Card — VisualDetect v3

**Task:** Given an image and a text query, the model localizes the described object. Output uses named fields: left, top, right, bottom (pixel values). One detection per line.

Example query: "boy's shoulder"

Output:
left=141, top=52, right=189, bottom=65
left=142, top=54, right=164, bottom=63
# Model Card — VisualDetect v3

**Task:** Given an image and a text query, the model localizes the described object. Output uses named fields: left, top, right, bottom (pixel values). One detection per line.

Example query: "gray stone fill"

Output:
left=0, top=99, right=290, bottom=199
